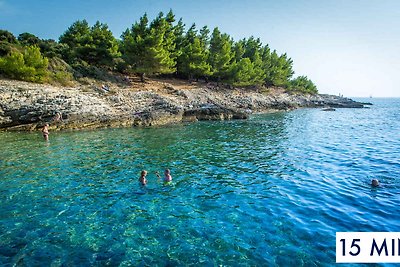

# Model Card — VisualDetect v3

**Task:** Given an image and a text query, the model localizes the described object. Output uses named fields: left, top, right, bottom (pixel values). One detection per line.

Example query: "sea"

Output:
left=0, top=98, right=399, bottom=266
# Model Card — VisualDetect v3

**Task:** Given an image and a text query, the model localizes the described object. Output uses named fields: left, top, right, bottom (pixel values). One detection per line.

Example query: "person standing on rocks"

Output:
left=42, top=124, right=49, bottom=141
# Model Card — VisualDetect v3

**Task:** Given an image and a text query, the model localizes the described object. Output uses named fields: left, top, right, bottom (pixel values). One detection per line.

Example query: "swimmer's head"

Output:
left=371, top=179, right=379, bottom=187
left=141, top=170, right=147, bottom=177
left=164, top=169, right=170, bottom=175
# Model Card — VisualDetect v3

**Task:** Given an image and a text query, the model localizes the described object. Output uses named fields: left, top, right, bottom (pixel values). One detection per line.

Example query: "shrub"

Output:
left=0, top=30, right=18, bottom=44
left=50, top=71, right=73, bottom=86
left=289, top=76, right=318, bottom=94
left=0, top=46, right=49, bottom=83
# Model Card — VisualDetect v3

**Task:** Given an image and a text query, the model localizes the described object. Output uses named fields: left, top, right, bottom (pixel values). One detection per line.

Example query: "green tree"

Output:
left=232, top=40, right=245, bottom=63
left=59, top=20, right=91, bottom=63
left=39, top=39, right=66, bottom=58
left=231, top=58, right=255, bottom=86
left=199, top=26, right=210, bottom=49
left=185, top=24, right=197, bottom=44
left=208, top=27, right=233, bottom=82
left=260, top=44, right=272, bottom=83
left=60, top=20, right=119, bottom=67
left=180, top=37, right=211, bottom=80
left=172, top=18, right=186, bottom=72
left=289, top=75, right=318, bottom=94
left=84, top=21, right=120, bottom=66
left=164, top=10, right=180, bottom=66
left=0, top=30, right=18, bottom=56
left=176, top=23, right=196, bottom=76
left=23, top=46, right=49, bottom=81
left=122, top=13, right=176, bottom=82
left=18, top=32, right=41, bottom=46
left=0, top=46, right=48, bottom=83
left=265, top=50, right=294, bottom=87
left=242, top=37, right=265, bottom=85
left=0, top=30, right=18, bottom=43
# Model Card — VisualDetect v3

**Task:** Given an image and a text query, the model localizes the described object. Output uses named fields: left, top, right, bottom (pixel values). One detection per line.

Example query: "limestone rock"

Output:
left=0, top=79, right=369, bottom=131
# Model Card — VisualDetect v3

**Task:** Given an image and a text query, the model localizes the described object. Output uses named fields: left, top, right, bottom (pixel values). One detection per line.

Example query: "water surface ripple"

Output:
left=0, top=98, right=399, bottom=265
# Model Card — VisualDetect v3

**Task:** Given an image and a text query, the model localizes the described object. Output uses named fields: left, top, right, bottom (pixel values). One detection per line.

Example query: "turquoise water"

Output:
left=1, top=98, right=399, bottom=266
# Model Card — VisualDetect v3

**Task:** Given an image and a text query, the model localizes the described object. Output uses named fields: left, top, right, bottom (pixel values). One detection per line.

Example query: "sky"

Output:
left=1, top=0, right=399, bottom=97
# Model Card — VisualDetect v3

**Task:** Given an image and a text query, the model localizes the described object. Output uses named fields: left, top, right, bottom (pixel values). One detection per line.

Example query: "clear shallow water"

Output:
left=0, top=98, right=399, bottom=266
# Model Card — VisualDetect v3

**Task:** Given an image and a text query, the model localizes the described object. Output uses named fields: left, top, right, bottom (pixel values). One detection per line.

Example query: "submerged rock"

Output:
left=183, top=105, right=248, bottom=121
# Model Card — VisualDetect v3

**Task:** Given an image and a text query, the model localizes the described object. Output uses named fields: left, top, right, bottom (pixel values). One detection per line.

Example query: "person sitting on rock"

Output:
left=101, top=84, right=109, bottom=91
left=42, top=124, right=49, bottom=141
left=52, top=112, right=63, bottom=122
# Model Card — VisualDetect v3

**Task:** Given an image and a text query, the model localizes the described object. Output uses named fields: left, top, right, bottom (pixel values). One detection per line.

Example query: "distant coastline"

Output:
left=0, top=78, right=370, bottom=132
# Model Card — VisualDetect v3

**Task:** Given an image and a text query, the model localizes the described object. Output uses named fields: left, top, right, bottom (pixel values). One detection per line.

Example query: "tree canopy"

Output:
left=0, top=10, right=317, bottom=93
left=121, top=12, right=177, bottom=81
left=59, top=20, right=119, bottom=66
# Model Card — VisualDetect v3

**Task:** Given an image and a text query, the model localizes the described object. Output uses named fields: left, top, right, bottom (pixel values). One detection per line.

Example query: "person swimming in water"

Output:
left=371, top=179, right=379, bottom=187
left=42, top=123, right=49, bottom=141
left=164, top=169, right=172, bottom=182
left=156, top=169, right=172, bottom=183
left=139, top=170, right=147, bottom=185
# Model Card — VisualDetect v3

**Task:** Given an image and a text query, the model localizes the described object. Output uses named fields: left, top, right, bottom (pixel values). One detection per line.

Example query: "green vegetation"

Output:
left=0, top=10, right=317, bottom=93
left=59, top=20, right=120, bottom=67
left=289, top=75, right=318, bottom=94
left=0, top=46, right=48, bottom=83
left=121, top=12, right=176, bottom=82
left=178, top=24, right=212, bottom=80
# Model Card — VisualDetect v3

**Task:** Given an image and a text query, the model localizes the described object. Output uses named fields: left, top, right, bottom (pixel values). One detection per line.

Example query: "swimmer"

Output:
left=164, top=169, right=172, bottom=182
left=371, top=179, right=379, bottom=187
left=42, top=123, right=49, bottom=141
left=155, top=169, right=172, bottom=183
left=139, top=170, right=147, bottom=185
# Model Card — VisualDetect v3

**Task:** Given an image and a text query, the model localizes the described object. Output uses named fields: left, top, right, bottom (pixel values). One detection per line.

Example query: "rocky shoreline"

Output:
left=0, top=79, right=371, bottom=131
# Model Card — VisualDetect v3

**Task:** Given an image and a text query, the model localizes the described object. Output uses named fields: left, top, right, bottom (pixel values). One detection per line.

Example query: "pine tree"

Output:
left=164, top=10, right=180, bottom=65
left=229, top=38, right=265, bottom=86
left=59, top=20, right=91, bottom=63
left=231, top=58, right=255, bottom=86
left=242, top=37, right=265, bottom=85
left=0, top=30, right=18, bottom=44
left=122, top=13, right=176, bottom=82
left=232, top=40, right=245, bottom=63
left=261, top=44, right=272, bottom=84
left=199, top=26, right=210, bottom=48
left=290, top=75, right=318, bottom=94
left=0, top=46, right=48, bottom=83
left=59, top=20, right=119, bottom=66
left=208, top=27, right=233, bottom=83
left=86, top=21, right=120, bottom=66
left=18, top=32, right=40, bottom=46
left=176, top=23, right=196, bottom=77
left=173, top=18, right=186, bottom=76
left=173, top=18, right=185, bottom=52
left=180, top=37, right=211, bottom=80
left=265, top=50, right=294, bottom=87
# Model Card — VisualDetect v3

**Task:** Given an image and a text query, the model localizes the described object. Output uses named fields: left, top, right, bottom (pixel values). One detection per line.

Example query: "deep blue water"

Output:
left=0, top=98, right=399, bottom=266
